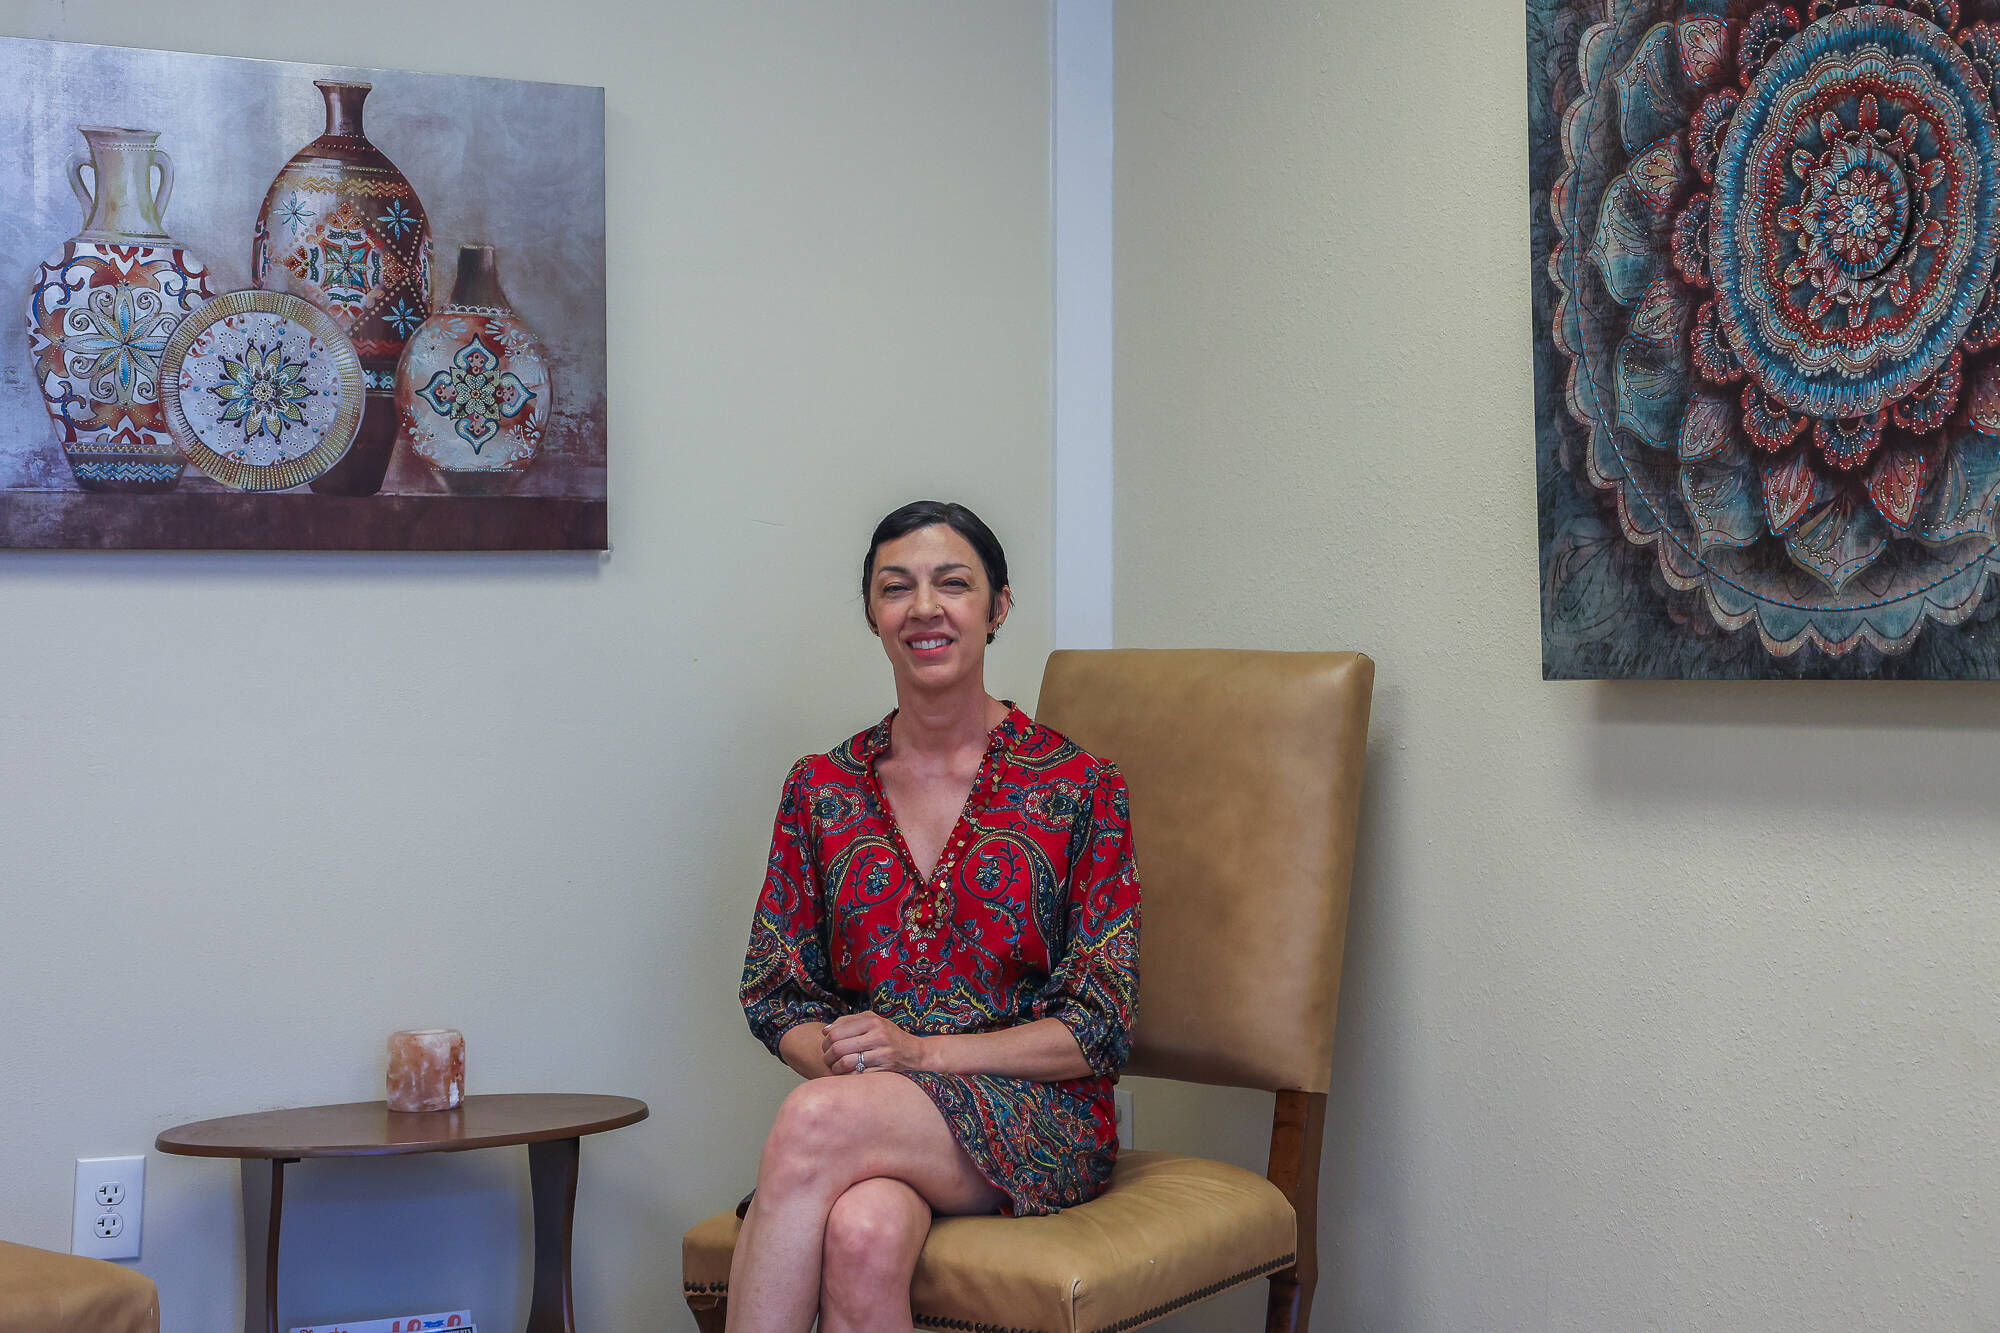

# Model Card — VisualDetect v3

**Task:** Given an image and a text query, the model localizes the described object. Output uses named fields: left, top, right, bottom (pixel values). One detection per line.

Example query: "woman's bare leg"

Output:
left=818, top=1177, right=931, bottom=1333
left=725, top=1073, right=1004, bottom=1333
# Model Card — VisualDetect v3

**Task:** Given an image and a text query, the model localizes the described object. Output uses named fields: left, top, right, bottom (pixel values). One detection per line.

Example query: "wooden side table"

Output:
left=157, top=1093, right=648, bottom=1333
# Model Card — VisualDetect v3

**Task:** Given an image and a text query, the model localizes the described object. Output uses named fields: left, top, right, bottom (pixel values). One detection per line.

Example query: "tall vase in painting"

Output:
left=395, top=244, right=551, bottom=494
left=252, top=80, right=430, bottom=496
left=24, top=127, right=215, bottom=492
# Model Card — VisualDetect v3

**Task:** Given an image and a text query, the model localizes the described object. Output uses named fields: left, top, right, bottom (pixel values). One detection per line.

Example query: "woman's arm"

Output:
left=1032, top=762, right=1141, bottom=1076
left=918, top=1017, right=1092, bottom=1082
left=741, top=759, right=847, bottom=1058
left=777, top=1021, right=834, bottom=1079
left=820, top=1012, right=1094, bottom=1082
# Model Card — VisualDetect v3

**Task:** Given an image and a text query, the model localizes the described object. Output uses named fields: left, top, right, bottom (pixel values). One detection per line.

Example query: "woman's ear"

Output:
left=988, top=585, right=1012, bottom=641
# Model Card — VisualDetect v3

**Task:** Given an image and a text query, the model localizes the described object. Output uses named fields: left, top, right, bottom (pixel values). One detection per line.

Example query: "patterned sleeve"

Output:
left=740, top=757, right=846, bottom=1057
left=1038, top=762, right=1141, bottom=1077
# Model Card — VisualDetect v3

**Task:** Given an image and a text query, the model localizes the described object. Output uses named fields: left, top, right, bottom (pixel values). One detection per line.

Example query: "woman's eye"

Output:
left=943, top=580, right=970, bottom=590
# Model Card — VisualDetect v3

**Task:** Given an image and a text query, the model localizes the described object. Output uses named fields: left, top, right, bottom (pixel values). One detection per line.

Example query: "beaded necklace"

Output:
left=867, top=707, right=1016, bottom=943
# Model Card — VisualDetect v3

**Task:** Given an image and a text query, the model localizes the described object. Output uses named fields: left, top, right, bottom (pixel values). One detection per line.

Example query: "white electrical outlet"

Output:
left=72, top=1155, right=144, bottom=1260
left=1114, top=1088, right=1134, bottom=1149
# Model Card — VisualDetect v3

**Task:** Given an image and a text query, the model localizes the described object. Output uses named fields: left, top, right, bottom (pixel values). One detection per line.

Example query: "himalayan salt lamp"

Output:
left=387, top=1028, right=465, bottom=1112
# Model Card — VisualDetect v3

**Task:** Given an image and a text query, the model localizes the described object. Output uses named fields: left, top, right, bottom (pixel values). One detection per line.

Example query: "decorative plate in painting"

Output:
left=159, top=290, right=365, bottom=491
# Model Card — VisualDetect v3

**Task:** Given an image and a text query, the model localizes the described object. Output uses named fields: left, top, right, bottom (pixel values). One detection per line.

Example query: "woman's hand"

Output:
left=821, top=1011, right=930, bottom=1075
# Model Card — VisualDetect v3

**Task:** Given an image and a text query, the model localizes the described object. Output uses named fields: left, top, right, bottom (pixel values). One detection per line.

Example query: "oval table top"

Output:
left=156, top=1092, right=648, bottom=1159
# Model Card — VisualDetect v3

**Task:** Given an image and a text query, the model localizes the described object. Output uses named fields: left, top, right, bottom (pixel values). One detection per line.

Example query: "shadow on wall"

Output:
left=0, top=548, right=608, bottom=588
left=1589, top=682, right=2000, bottom=816
left=1318, top=721, right=1407, bottom=1332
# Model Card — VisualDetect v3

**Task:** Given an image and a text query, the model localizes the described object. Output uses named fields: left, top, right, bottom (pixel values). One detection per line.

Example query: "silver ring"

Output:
left=854, top=1054, right=867, bottom=1074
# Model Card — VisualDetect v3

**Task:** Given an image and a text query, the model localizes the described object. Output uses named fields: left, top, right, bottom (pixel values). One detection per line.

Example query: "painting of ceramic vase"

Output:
left=252, top=79, right=430, bottom=496
left=24, top=126, right=216, bottom=492
left=395, top=244, right=551, bottom=494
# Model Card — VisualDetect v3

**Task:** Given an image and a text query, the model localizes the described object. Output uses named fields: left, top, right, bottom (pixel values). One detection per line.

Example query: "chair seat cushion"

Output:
left=0, top=1240, right=159, bottom=1333
left=684, top=1150, right=1296, bottom=1333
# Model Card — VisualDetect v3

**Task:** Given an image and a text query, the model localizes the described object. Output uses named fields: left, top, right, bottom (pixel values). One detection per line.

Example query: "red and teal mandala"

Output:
left=1546, top=0, right=2000, bottom=662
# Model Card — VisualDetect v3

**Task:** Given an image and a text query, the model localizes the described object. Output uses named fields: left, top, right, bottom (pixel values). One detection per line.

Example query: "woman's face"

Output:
left=867, top=524, right=1010, bottom=693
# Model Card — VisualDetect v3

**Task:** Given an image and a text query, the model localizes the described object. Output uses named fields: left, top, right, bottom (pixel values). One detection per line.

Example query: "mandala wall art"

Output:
left=0, top=37, right=605, bottom=549
left=1530, top=0, right=2000, bottom=675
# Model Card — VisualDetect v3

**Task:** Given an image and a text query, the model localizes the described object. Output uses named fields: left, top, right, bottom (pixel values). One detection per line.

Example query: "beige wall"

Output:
left=1115, top=2, right=2000, bottom=1330
left=0, top=3, right=1050, bottom=1329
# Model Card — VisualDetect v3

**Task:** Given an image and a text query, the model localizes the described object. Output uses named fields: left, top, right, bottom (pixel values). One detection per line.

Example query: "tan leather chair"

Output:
left=684, top=649, right=1374, bottom=1333
left=0, top=1240, right=159, bottom=1333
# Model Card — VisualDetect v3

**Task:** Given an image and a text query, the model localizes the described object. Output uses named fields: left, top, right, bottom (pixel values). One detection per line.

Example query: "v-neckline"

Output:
left=867, top=705, right=1017, bottom=885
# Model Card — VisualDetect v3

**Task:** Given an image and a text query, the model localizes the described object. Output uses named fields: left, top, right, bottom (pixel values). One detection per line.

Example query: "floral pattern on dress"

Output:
left=740, top=705, right=1140, bottom=1216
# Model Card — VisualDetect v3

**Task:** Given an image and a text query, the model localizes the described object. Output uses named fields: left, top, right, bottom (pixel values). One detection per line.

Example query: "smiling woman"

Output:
left=723, top=500, right=1142, bottom=1333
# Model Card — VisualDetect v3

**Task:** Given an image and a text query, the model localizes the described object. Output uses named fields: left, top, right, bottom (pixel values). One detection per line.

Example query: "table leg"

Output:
left=526, top=1137, right=580, bottom=1333
left=240, top=1158, right=292, bottom=1333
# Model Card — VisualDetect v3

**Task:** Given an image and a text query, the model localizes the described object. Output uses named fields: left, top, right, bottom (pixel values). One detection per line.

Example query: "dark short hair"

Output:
left=862, top=500, right=1010, bottom=640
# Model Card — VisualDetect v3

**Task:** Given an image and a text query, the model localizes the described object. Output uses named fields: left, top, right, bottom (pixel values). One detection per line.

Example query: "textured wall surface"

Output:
left=0, top=3, right=1050, bottom=1329
left=1114, top=2, right=2000, bottom=1329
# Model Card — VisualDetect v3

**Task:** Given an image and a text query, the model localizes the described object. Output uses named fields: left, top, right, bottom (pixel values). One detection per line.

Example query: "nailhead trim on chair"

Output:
left=1084, top=1253, right=1298, bottom=1333
left=682, top=1252, right=1296, bottom=1333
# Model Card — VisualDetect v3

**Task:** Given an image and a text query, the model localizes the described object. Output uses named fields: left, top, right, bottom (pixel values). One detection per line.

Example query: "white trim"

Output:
left=1051, top=0, right=1115, bottom=649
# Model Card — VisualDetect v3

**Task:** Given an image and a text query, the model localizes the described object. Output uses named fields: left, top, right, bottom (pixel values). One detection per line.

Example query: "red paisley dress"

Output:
left=740, top=704, right=1140, bottom=1216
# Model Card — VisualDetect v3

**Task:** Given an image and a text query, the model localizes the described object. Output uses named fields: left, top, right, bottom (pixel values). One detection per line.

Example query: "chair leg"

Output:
left=1263, top=1090, right=1327, bottom=1333
left=1266, top=1269, right=1311, bottom=1333
left=685, top=1293, right=727, bottom=1333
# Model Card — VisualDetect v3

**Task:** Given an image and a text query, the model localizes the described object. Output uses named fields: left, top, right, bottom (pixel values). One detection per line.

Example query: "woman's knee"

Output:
left=759, top=1079, right=859, bottom=1190
left=822, top=1181, right=928, bottom=1300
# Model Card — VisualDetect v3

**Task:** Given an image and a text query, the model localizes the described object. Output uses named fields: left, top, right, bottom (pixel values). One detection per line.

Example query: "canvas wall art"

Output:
left=1530, top=1, right=2000, bottom=676
left=0, top=37, right=605, bottom=550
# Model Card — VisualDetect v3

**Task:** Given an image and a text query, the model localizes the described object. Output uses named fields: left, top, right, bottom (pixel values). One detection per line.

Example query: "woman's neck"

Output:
left=889, top=682, right=1007, bottom=764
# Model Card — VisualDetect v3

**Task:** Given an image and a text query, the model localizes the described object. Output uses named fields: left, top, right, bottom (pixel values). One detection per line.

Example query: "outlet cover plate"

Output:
left=72, top=1155, right=143, bottom=1260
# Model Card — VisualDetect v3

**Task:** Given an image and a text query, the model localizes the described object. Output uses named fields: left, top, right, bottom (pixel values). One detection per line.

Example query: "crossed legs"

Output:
left=818, top=1178, right=931, bottom=1333
left=725, top=1072, right=1005, bottom=1333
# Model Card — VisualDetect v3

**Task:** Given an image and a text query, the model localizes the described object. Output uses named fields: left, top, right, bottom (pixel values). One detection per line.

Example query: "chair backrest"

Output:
left=1035, top=650, right=1374, bottom=1094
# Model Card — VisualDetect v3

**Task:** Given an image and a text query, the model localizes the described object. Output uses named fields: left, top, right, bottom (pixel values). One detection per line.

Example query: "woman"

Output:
left=731, top=500, right=1141, bottom=1333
